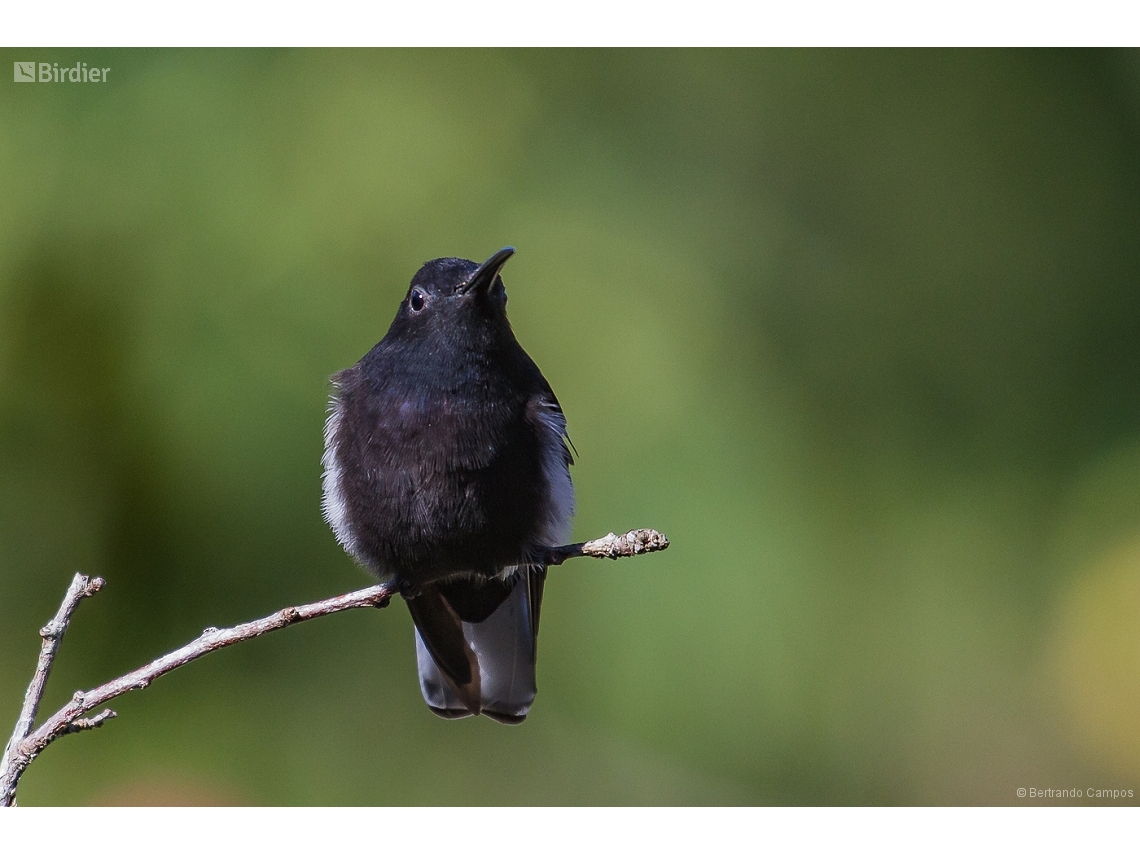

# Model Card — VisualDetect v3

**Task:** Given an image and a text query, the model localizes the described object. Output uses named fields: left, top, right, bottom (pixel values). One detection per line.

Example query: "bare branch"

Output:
left=543, top=528, right=670, bottom=565
left=62, top=709, right=118, bottom=735
left=0, top=528, right=668, bottom=806
left=0, top=582, right=395, bottom=806
left=0, top=573, right=104, bottom=805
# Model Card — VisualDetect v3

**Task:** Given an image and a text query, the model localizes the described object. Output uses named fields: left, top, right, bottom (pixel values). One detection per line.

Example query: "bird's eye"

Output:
left=409, top=289, right=426, bottom=312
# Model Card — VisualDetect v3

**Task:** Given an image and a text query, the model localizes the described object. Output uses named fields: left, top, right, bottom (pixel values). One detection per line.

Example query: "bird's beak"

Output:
left=462, top=246, right=515, bottom=295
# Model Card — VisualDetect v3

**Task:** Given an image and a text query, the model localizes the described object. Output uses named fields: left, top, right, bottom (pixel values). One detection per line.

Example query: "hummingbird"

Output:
left=321, top=247, right=573, bottom=723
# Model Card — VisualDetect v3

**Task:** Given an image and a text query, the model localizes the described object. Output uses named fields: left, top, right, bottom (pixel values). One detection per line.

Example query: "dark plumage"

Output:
left=322, top=248, right=573, bottom=723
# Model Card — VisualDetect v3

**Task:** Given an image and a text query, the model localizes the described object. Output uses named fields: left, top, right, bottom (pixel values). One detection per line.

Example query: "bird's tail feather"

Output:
left=408, top=567, right=545, bottom=724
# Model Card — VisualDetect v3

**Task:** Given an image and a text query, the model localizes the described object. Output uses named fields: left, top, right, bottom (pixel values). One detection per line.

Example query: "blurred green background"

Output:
left=1, top=49, right=1139, bottom=806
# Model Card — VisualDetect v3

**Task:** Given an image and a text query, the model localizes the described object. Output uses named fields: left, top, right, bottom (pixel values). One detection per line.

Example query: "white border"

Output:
left=3, top=1, right=1140, bottom=48
left=1, top=806, right=1138, bottom=852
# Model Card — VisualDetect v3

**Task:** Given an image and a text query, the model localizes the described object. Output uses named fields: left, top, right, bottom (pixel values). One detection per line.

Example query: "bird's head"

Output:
left=384, top=247, right=516, bottom=351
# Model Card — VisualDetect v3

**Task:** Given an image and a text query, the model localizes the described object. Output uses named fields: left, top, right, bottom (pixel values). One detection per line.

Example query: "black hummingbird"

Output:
left=321, top=247, right=574, bottom=724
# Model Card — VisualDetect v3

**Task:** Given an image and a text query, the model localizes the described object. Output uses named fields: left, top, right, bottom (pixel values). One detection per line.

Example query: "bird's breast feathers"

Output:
left=322, top=378, right=573, bottom=572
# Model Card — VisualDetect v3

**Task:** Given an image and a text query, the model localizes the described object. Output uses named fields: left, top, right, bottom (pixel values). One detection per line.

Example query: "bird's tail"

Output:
left=405, top=566, right=546, bottom=724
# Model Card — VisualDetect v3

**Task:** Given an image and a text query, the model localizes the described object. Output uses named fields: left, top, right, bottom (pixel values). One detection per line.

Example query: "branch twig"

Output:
left=0, top=528, right=667, bottom=806
left=0, top=573, right=104, bottom=806
left=543, top=528, right=670, bottom=565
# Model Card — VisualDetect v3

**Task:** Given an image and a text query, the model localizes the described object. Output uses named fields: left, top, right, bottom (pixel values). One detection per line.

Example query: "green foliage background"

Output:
left=1, top=49, right=1139, bottom=805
